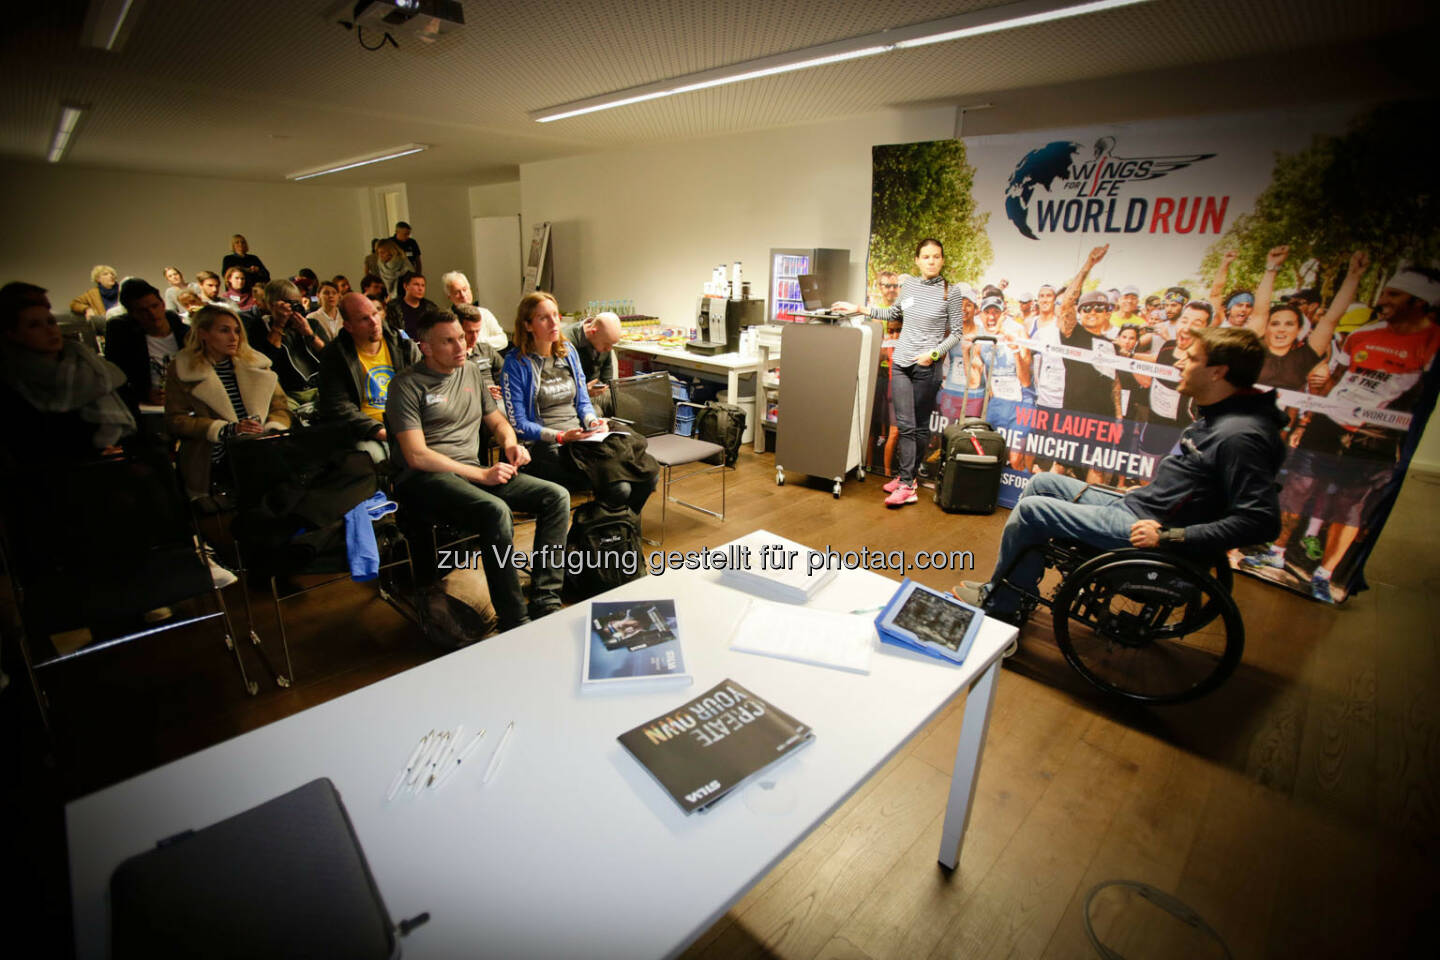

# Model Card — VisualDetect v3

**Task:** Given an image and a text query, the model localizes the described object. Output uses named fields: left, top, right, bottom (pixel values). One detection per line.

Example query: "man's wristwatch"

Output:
left=1157, top=526, right=1185, bottom=543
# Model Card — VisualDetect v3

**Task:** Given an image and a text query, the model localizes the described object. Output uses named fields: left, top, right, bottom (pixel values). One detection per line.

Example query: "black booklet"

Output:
left=617, top=678, right=814, bottom=814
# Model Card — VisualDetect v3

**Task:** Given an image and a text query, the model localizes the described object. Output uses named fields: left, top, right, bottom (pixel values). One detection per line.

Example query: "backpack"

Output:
left=562, top=501, right=647, bottom=602
left=694, top=401, right=747, bottom=467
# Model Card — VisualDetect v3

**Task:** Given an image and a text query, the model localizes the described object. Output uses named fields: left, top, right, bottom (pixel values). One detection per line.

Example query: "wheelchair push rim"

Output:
left=1051, top=551, right=1244, bottom=704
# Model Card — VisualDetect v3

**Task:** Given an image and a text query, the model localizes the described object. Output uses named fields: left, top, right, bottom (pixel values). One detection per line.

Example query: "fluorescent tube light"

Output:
left=286, top=144, right=429, bottom=181
left=48, top=105, right=86, bottom=164
left=532, top=0, right=1152, bottom=123
left=82, top=0, right=145, bottom=51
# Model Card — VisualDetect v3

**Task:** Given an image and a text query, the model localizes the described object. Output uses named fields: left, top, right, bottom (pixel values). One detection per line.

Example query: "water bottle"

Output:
left=731, top=261, right=743, bottom=300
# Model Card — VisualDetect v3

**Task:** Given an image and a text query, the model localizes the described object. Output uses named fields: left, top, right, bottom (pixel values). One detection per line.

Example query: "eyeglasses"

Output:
left=879, top=283, right=900, bottom=289
left=1079, top=305, right=1110, bottom=313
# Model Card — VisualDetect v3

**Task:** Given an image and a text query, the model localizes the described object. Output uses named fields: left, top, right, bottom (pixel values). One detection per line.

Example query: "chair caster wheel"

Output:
left=855, top=467, right=865, bottom=481
left=832, top=479, right=842, bottom=498
left=776, top=470, right=785, bottom=486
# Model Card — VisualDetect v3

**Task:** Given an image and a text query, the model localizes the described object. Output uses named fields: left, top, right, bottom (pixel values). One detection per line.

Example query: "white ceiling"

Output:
left=0, top=0, right=1430, bottom=186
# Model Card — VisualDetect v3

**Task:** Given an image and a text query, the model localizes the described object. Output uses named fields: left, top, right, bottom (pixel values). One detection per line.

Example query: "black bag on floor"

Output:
left=936, top=422, right=1007, bottom=514
left=562, top=501, right=647, bottom=602
left=694, top=401, right=746, bottom=466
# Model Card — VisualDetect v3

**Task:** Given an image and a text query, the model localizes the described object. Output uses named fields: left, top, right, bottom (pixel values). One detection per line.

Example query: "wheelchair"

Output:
left=991, top=539, right=1244, bottom=704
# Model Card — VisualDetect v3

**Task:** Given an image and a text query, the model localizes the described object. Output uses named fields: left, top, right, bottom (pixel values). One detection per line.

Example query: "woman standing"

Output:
left=502, top=292, right=656, bottom=515
left=834, top=238, right=965, bottom=507
left=164, top=305, right=289, bottom=500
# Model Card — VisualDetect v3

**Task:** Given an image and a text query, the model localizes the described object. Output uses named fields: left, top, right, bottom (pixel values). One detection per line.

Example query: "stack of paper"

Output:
left=729, top=599, right=874, bottom=674
left=718, top=530, right=837, bottom=604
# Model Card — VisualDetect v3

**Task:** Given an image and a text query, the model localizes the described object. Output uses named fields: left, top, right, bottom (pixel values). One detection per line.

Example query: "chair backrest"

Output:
left=613, top=372, right=675, bottom=438
left=227, top=423, right=376, bottom=520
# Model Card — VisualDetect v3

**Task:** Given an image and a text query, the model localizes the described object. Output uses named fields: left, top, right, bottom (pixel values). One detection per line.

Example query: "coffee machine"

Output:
left=688, top=297, right=765, bottom=355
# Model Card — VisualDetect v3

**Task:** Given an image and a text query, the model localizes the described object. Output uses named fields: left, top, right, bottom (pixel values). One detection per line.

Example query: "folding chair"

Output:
left=227, top=424, right=419, bottom=688
left=612, top=372, right=726, bottom=545
left=1, top=449, right=257, bottom=732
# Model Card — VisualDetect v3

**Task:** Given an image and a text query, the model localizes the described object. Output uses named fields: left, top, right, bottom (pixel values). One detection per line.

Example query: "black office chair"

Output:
left=1, top=449, right=257, bottom=731
left=612, top=372, right=726, bottom=545
left=227, top=424, right=419, bottom=688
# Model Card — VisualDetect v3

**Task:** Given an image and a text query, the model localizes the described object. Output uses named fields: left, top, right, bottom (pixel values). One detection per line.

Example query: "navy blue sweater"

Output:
left=1124, top=388, right=1287, bottom=550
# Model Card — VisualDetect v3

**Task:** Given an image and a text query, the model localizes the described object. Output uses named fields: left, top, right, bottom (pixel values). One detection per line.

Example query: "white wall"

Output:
left=469, top=182, right=521, bottom=219
left=519, top=106, right=957, bottom=329
left=0, top=160, right=369, bottom=305
left=403, top=181, right=474, bottom=296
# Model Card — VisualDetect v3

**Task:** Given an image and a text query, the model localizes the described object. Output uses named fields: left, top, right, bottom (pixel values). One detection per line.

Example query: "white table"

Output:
left=615, top=342, right=760, bottom=442
left=67, top=534, right=1014, bottom=959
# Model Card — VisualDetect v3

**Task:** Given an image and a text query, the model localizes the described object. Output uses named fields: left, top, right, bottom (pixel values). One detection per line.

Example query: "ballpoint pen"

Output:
left=482, top=721, right=515, bottom=784
left=409, top=731, right=450, bottom=794
left=432, top=728, right=487, bottom=791
left=425, top=725, right=463, bottom=788
left=385, top=730, right=433, bottom=802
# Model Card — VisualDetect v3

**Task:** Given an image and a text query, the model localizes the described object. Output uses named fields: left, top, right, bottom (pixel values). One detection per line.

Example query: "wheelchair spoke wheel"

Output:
left=1052, top=553, right=1243, bottom=704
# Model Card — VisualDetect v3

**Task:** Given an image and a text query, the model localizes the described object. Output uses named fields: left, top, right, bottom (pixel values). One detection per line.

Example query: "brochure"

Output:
left=617, top=678, right=814, bottom=814
left=582, top=599, right=692, bottom=692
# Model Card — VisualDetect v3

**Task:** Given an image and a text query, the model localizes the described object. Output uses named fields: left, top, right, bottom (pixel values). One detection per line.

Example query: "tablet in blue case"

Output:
left=874, top=578, right=984, bottom=665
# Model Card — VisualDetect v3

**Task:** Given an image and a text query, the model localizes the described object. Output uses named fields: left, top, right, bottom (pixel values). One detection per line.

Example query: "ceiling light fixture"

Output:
left=285, top=143, right=429, bottom=181
left=48, top=104, right=87, bottom=164
left=81, top=0, right=147, bottom=52
left=532, top=0, right=1151, bottom=123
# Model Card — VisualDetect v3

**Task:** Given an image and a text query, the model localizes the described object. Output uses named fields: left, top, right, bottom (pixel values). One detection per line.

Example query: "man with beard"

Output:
left=316, top=292, right=420, bottom=457
left=1131, top=300, right=1214, bottom=456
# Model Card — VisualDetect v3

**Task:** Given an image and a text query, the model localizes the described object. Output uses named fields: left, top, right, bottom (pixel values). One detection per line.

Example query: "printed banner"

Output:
left=865, top=101, right=1440, bottom=604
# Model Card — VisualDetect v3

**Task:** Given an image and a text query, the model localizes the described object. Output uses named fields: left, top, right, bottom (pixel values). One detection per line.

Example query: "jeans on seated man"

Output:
left=954, top=326, right=1286, bottom=632
left=387, top=311, right=569, bottom=631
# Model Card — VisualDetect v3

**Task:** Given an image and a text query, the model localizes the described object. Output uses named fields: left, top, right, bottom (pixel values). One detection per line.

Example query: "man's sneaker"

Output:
left=950, top=581, right=987, bottom=606
left=1311, top=572, right=1334, bottom=603
left=883, top=476, right=904, bottom=493
left=884, top=483, right=918, bottom=507
left=1300, top=535, right=1324, bottom=561
left=1240, top=550, right=1284, bottom=570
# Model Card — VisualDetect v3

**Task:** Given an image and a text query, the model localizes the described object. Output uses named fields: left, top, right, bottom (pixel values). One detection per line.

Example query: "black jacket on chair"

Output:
left=314, top=327, right=421, bottom=441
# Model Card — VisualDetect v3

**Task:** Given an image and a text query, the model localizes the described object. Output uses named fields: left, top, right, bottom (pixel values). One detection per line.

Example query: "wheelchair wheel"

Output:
left=1051, top=550, right=1243, bottom=704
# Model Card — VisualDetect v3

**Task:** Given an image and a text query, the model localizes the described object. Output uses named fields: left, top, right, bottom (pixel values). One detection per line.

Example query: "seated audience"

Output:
left=388, top=311, right=569, bottom=630
left=70, top=264, right=120, bottom=322
left=164, top=305, right=289, bottom=500
left=105, top=278, right=189, bottom=411
left=316, top=292, right=419, bottom=456
left=245, top=278, right=323, bottom=403
left=1, top=282, right=136, bottom=464
left=221, top=233, right=269, bottom=289
left=502, top=292, right=656, bottom=515
left=393, top=221, right=422, bottom=276
left=332, top=274, right=352, bottom=296
left=176, top=289, right=205, bottom=318
left=441, top=271, right=508, bottom=350
left=194, top=270, right=223, bottom=304
left=374, top=238, right=413, bottom=299
left=561, top=310, right=621, bottom=417
left=385, top=271, right=441, bottom=339
left=952, top=327, right=1285, bottom=628
left=307, top=280, right=345, bottom=345
left=161, top=266, right=190, bottom=314
left=221, top=266, right=254, bottom=310
left=455, top=303, right=503, bottom=399
left=295, top=268, right=319, bottom=310
left=360, top=273, right=387, bottom=303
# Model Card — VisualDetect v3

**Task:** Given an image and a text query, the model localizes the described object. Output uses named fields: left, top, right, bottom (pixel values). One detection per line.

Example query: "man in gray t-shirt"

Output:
left=386, top=312, right=570, bottom=630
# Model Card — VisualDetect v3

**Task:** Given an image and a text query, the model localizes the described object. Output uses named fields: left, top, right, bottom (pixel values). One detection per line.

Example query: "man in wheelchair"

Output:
left=953, top=326, right=1285, bottom=629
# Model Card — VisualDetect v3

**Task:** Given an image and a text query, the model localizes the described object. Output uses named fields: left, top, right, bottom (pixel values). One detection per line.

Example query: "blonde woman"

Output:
left=374, top=238, right=413, bottom=299
left=164, top=304, right=289, bottom=499
left=70, top=264, right=121, bottom=320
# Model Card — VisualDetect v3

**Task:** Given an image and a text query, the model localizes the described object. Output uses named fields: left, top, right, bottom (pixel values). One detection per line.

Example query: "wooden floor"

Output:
left=8, top=447, right=1438, bottom=958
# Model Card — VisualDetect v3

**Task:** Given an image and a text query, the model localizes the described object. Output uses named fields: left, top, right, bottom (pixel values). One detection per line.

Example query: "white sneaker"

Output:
left=207, top=557, right=238, bottom=589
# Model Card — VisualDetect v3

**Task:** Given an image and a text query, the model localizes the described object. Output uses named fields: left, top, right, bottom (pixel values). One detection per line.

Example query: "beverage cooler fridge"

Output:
left=768, top=248, right=849, bottom=323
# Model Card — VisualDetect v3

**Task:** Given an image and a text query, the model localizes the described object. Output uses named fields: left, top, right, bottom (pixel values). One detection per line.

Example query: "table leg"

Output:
left=937, top=655, right=1001, bottom=870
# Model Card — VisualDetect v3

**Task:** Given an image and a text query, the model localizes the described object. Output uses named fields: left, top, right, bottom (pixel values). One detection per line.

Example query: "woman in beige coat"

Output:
left=164, top=304, right=289, bottom=499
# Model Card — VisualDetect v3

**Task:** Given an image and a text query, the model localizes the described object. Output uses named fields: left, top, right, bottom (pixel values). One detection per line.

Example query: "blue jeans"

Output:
left=890, top=362, right=941, bottom=485
left=986, top=473, right=1137, bottom=615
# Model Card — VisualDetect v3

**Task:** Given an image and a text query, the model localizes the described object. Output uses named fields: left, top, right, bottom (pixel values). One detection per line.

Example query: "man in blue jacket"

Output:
left=953, top=326, right=1285, bottom=626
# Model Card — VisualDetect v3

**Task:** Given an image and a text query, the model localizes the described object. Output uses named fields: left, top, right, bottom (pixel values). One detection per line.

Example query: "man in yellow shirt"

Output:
left=316, top=293, right=421, bottom=460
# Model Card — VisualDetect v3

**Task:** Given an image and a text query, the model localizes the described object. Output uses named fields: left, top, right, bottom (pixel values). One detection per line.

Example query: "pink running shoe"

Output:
left=884, top=483, right=918, bottom=507
left=883, top=476, right=904, bottom=493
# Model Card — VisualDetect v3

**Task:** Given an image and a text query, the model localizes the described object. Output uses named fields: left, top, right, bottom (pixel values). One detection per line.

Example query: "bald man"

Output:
left=562, top=311, right=622, bottom=417
left=316, top=292, right=421, bottom=450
